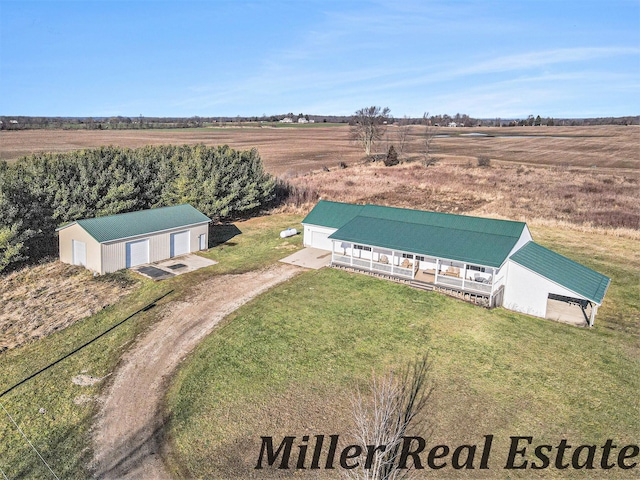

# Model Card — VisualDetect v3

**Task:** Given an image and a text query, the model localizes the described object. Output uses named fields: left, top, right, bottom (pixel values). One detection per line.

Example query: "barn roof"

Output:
left=56, top=204, right=211, bottom=243
left=509, top=242, right=610, bottom=304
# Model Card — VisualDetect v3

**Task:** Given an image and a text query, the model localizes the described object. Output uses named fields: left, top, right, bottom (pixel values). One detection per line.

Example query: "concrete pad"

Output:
left=135, top=265, right=175, bottom=281
left=133, top=254, right=217, bottom=280
left=279, top=247, right=331, bottom=270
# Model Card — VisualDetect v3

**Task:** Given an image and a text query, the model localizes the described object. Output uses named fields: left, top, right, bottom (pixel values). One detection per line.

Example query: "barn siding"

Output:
left=58, top=223, right=102, bottom=273
left=503, top=260, right=587, bottom=318
left=101, top=223, right=209, bottom=274
left=189, top=224, right=209, bottom=252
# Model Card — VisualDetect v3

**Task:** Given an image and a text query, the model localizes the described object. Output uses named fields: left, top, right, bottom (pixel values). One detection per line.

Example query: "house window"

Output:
left=416, top=255, right=425, bottom=262
left=354, top=244, right=372, bottom=252
left=468, top=265, right=486, bottom=272
left=402, top=253, right=414, bottom=259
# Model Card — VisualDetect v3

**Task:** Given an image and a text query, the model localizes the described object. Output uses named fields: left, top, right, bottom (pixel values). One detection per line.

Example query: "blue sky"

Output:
left=1, top=0, right=638, bottom=118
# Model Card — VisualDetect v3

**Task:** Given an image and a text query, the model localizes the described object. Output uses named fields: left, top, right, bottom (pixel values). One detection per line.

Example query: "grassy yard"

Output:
left=165, top=232, right=639, bottom=478
left=0, top=213, right=302, bottom=479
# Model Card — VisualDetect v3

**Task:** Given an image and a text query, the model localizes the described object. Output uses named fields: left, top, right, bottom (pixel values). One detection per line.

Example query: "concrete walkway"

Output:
left=279, top=247, right=331, bottom=269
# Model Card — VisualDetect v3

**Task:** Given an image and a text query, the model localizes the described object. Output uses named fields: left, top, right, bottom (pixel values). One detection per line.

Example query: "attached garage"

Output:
left=305, top=226, right=336, bottom=250
left=302, top=200, right=364, bottom=250
left=57, top=204, right=211, bottom=274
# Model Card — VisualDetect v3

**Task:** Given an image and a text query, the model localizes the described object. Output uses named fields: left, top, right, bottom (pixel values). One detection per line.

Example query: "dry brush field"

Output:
left=1, top=125, right=638, bottom=232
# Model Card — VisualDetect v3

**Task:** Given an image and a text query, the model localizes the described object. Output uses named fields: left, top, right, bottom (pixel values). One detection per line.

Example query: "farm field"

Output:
left=1, top=125, right=638, bottom=175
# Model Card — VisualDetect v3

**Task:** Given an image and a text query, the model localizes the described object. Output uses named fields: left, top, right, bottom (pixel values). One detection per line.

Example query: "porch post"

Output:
left=462, top=264, right=467, bottom=290
left=370, top=247, right=374, bottom=272
left=435, top=258, right=440, bottom=284
left=350, top=243, right=353, bottom=267
left=412, top=254, right=416, bottom=280
left=391, top=251, right=395, bottom=275
left=589, top=304, right=597, bottom=327
left=331, top=240, right=335, bottom=265
left=489, top=268, right=496, bottom=306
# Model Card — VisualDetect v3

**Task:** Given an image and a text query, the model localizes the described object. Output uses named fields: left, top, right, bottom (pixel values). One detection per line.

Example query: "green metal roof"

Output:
left=328, top=215, right=520, bottom=267
left=301, top=200, right=365, bottom=229
left=302, top=200, right=527, bottom=238
left=58, top=204, right=211, bottom=243
left=359, top=204, right=526, bottom=237
left=509, top=242, right=610, bottom=304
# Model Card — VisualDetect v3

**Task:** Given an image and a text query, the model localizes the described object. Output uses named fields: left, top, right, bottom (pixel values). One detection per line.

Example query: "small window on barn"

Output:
left=416, top=255, right=425, bottom=261
left=354, top=244, right=371, bottom=251
left=402, top=253, right=414, bottom=259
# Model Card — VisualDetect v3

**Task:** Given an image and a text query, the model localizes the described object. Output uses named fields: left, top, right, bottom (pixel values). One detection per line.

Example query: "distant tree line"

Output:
left=2, top=114, right=637, bottom=131
left=0, top=144, right=277, bottom=272
left=0, top=114, right=351, bottom=130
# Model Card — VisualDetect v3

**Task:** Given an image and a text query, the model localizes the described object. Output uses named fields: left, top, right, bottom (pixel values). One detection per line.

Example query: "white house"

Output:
left=302, top=200, right=610, bottom=326
left=57, top=204, right=211, bottom=274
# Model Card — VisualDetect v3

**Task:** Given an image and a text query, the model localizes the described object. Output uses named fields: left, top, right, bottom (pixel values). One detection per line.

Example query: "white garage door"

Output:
left=72, top=240, right=86, bottom=266
left=126, top=239, right=149, bottom=267
left=170, top=231, right=190, bottom=257
left=310, top=230, right=333, bottom=251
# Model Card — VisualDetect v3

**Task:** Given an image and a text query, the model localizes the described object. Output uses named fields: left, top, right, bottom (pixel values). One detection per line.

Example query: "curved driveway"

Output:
left=92, top=264, right=300, bottom=479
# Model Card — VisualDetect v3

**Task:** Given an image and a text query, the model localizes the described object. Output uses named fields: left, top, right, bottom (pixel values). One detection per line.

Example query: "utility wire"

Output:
left=0, top=401, right=59, bottom=480
left=0, top=290, right=173, bottom=478
left=0, top=290, right=173, bottom=399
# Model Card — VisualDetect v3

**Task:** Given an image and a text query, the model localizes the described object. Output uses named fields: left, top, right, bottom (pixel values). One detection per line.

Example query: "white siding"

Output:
left=303, top=224, right=337, bottom=250
left=101, top=223, right=209, bottom=274
left=58, top=223, right=102, bottom=273
left=507, top=225, right=533, bottom=258
left=503, top=260, right=588, bottom=318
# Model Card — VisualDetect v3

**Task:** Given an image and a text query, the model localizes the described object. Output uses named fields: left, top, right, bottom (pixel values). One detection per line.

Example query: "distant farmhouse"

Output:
left=302, top=201, right=610, bottom=326
left=57, top=204, right=210, bottom=274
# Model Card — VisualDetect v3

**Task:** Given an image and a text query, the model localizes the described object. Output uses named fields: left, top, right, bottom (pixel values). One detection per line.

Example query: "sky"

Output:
left=1, top=0, right=638, bottom=118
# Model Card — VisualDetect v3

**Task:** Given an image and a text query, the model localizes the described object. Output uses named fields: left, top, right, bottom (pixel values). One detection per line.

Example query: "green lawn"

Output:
left=0, top=213, right=303, bottom=479
left=166, top=233, right=640, bottom=478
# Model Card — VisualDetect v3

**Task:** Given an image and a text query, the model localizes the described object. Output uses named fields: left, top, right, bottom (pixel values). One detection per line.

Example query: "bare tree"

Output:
left=421, top=112, right=436, bottom=166
left=396, top=116, right=411, bottom=160
left=351, top=106, right=391, bottom=158
left=347, top=353, right=432, bottom=480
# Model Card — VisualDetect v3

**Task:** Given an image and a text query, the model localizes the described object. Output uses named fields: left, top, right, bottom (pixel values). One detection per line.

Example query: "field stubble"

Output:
left=1, top=125, right=638, bottom=174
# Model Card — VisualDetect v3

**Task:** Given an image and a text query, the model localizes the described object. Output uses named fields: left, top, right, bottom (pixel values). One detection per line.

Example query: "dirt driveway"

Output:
left=91, top=264, right=300, bottom=479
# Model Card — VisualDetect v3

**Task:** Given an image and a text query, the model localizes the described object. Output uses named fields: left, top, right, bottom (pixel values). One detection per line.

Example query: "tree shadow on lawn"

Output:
left=209, top=223, right=242, bottom=248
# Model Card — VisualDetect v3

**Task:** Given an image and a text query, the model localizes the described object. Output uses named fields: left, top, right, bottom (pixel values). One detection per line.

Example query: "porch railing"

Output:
left=332, top=254, right=413, bottom=279
left=437, top=275, right=492, bottom=293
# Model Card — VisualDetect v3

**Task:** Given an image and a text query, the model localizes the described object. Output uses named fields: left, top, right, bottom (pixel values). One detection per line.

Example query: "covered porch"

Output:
left=330, top=240, right=496, bottom=298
